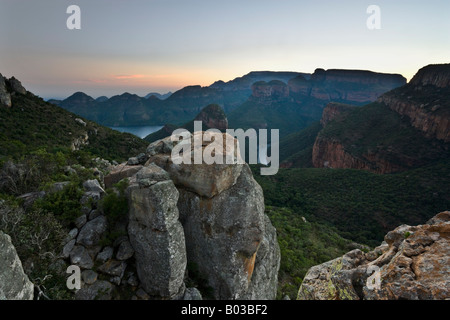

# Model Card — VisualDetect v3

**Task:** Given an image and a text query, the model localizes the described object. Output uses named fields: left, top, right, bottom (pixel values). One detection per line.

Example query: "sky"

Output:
left=0, top=0, right=449, bottom=99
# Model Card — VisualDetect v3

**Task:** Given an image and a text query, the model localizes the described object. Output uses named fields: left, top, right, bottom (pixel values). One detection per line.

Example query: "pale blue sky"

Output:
left=0, top=0, right=449, bottom=98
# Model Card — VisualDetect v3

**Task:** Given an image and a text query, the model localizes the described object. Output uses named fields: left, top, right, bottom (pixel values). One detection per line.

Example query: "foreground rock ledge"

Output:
left=0, top=231, right=34, bottom=300
left=105, top=132, right=281, bottom=300
left=297, top=211, right=450, bottom=300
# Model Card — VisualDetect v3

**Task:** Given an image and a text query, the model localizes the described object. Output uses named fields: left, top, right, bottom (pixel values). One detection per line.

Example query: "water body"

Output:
left=109, top=126, right=163, bottom=139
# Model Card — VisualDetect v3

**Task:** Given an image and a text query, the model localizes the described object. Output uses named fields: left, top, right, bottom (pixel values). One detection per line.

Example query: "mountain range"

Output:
left=50, top=69, right=406, bottom=137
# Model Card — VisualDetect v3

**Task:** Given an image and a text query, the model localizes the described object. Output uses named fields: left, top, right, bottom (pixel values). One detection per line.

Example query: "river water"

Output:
left=109, top=126, right=164, bottom=139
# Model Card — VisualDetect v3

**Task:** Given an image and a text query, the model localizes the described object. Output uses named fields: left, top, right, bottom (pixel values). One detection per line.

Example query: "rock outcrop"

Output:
left=104, top=131, right=281, bottom=300
left=194, top=104, right=228, bottom=131
left=0, top=231, right=34, bottom=300
left=311, top=64, right=450, bottom=173
left=379, top=64, right=450, bottom=142
left=146, top=132, right=243, bottom=198
left=312, top=138, right=406, bottom=173
left=0, top=74, right=12, bottom=107
left=409, top=64, right=450, bottom=88
left=297, top=211, right=450, bottom=300
left=0, top=74, right=29, bottom=107
left=319, top=102, right=354, bottom=127
left=127, top=164, right=187, bottom=299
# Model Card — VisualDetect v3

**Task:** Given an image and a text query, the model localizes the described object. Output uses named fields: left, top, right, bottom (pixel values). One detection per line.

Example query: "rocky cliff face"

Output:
left=298, top=211, right=450, bottom=300
left=251, top=80, right=290, bottom=102
left=409, top=64, right=450, bottom=88
left=311, top=64, right=450, bottom=173
left=0, top=73, right=28, bottom=107
left=312, top=137, right=407, bottom=173
left=289, top=68, right=406, bottom=104
left=379, top=64, right=450, bottom=142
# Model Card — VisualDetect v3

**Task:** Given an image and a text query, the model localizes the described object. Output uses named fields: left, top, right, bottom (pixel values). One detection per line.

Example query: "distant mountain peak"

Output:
left=67, top=91, right=95, bottom=101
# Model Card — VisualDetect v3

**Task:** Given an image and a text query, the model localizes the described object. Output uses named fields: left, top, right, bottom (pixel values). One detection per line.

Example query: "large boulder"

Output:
left=121, top=131, right=280, bottom=300
left=0, top=231, right=34, bottom=300
left=297, top=211, right=450, bottom=300
left=146, top=131, right=243, bottom=198
left=178, top=164, right=279, bottom=299
left=104, top=163, right=143, bottom=189
left=8, top=77, right=27, bottom=95
left=127, top=164, right=187, bottom=299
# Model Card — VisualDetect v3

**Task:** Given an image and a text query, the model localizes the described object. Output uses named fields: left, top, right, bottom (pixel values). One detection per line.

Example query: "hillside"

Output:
left=143, top=104, right=228, bottom=143
left=53, top=71, right=305, bottom=127
left=0, top=87, right=147, bottom=163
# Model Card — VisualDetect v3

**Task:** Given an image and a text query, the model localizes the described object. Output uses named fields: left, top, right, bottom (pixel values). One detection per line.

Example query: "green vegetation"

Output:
left=265, top=206, right=351, bottom=299
left=252, top=161, right=450, bottom=248
left=279, top=121, right=322, bottom=167
left=98, top=179, right=129, bottom=247
left=144, top=104, right=228, bottom=143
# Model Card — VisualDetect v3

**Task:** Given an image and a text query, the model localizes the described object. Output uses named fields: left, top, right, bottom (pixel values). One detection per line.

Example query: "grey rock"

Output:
left=65, top=228, right=79, bottom=243
left=242, top=214, right=281, bottom=300
left=82, top=179, right=105, bottom=194
left=127, top=157, right=140, bottom=166
left=75, top=214, right=87, bottom=229
left=126, top=272, right=139, bottom=287
left=80, top=206, right=91, bottom=216
left=0, top=231, right=34, bottom=300
left=64, top=166, right=77, bottom=175
left=135, top=288, right=150, bottom=300
left=75, top=118, right=87, bottom=127
left=136, top=153, right=148, bottom=164
left=76, top=216, right=108, bottom=248
left=104, top=163, right=143, bottom=189
left=183, top=287, right=203, bottom=300
left=81, top=270, right=98, bottom=285
left=62, top=239, right=76, bottom=259
left=75, top=280, right=114, bottom=300
left=109, top=276, right=122, bottom=286
left=96, top=246, right=114, bottom=263
left=116, top=239, right=134, bottom=260
left=178, top=164, right=279, bottom=300
left=127, top=166, right=187, bottom=299
left=146, top=133, right=243, bottom=198
left=69, top=245, right=94, bottom=269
